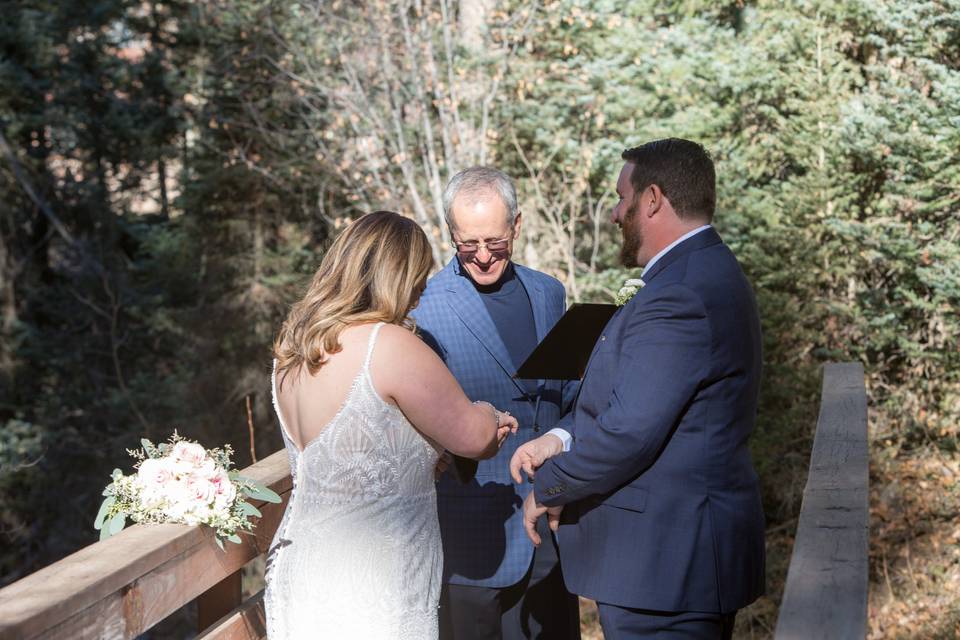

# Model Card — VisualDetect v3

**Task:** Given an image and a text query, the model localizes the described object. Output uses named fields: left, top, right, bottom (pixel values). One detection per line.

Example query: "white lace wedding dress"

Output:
left=264, top=323, right=443, bottom=639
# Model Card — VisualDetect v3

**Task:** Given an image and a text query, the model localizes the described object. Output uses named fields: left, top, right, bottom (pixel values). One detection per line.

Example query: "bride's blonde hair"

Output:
left=274, top=211, right=434, bottom=387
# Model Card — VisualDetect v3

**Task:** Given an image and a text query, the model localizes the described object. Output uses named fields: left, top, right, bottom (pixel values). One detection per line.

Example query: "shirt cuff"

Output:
left=546, top=427, right=572, bottom=452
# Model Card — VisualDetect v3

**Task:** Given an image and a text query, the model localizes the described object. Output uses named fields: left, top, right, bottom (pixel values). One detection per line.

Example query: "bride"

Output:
left=264, top=211, right=517, bottom=639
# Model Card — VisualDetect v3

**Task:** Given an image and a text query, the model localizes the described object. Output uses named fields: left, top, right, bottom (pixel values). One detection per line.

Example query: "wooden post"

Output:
left=774, top=362, right=869, bottom=639
left=197, top=571, right=243, bottom=632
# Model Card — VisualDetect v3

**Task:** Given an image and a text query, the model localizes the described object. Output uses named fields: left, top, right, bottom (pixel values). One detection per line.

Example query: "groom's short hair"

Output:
left=622, top=138, right=716, bottom=222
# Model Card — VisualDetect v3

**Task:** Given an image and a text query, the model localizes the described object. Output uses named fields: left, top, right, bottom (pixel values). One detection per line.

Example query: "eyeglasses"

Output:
left=452, top=235, right=511, bottom=256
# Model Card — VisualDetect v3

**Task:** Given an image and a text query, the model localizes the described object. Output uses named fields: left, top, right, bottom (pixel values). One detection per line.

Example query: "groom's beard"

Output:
left=619, top=202, right=642, bottom=268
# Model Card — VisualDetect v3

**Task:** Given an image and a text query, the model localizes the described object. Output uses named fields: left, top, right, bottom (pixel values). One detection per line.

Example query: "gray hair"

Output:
left=442, top=166, right=518, bottom=231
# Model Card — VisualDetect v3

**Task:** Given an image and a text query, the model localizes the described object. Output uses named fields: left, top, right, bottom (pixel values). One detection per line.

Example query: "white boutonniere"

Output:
left=615, top=278, right=645, bottom=306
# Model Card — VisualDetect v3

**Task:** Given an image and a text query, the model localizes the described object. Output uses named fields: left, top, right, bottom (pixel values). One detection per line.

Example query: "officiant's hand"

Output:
left=522, top=491, right=563, bottom=545
left=509, top=434, right=564, bottom=483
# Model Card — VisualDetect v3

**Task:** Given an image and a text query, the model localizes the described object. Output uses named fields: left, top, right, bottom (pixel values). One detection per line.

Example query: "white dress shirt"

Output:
left=545, top=224, right=713, bottom=452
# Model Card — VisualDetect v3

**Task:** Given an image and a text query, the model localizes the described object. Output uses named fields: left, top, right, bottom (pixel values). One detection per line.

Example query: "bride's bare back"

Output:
left=274, top=323, right=378, bottom=453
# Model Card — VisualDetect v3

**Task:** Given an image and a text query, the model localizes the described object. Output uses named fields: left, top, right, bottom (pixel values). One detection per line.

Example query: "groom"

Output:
left=413, top=167, right=580, bottom=639
left=512, top=138, right=766, bottom=639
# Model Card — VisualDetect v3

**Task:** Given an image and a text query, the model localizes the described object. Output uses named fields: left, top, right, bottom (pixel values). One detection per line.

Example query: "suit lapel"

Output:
left=443, top=259, right=526, bottom=394
left=514, top=266, right=549, bottom=341
left=514, top=266, right=549, bottom=391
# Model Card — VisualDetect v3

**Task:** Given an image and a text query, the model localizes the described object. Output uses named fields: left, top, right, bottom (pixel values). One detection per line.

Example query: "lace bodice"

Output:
left=264, top=322, right=443, bottom=639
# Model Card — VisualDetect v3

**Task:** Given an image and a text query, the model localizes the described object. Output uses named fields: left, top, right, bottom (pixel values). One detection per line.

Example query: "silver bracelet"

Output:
left=472, top=400, right=500, bottom=428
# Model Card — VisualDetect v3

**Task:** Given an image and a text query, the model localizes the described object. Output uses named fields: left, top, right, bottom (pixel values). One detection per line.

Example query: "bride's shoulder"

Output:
left=374, top=323, right=437, bottom=362
left=376, top=322, right=422, bottom=347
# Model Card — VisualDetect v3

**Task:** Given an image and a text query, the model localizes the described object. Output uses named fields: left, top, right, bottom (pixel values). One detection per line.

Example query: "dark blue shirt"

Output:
left=461, top=261, right=539, bottom=392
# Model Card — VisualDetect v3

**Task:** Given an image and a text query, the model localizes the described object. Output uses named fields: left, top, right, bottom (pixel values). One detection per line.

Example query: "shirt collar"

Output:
left=641, top=224, right=712, bottom=279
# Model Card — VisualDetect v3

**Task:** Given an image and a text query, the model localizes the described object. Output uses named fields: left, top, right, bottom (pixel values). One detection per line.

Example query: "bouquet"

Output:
left=94, top=432, right=281, bottom=549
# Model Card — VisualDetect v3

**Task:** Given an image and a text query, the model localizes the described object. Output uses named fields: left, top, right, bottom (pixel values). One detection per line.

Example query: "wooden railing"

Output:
left=0, top=363, right=869, bottom=639
left=0, top=452, right=291, bottom=640
left=774, top=362, right=870, bottom=639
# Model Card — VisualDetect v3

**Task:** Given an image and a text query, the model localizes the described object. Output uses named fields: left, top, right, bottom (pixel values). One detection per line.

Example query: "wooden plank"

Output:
left=775, top=362, right=869, bottom=640
left=0, top=451, right=291, bottom=640
left=196, top=591, right=267, bottom=640
left=198, top=571, right=243, bottom=632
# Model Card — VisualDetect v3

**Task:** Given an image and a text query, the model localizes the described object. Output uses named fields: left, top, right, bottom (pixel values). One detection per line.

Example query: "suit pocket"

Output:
left=602, top=484, right=648, bottom=513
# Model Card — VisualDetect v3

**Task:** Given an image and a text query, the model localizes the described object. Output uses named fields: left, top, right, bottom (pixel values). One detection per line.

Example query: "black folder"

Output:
left=514, top=303, right=618, bottom=380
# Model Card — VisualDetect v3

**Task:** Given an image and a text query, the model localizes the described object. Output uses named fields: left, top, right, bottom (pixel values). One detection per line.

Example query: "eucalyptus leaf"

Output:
left=215, top=536, right=225, bottom=551
left=94, top=496, right=115, bottom=530
left=108, top=512, right=126, bottom=535
left=227, top=534, right=242, bottom=545
left=239, top=501, right=262, bottom=518
left=242, top=484, right=282, bottom=503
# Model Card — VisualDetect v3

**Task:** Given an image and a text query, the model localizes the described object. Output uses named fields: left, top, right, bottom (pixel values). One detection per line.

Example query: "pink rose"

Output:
left=186, top=476, right=216, bottom=506
left=211, top=470, right=237, bottom=508
left=171, top=441, right=208, bottom=469
left=137, top=458, right=174, bottom=494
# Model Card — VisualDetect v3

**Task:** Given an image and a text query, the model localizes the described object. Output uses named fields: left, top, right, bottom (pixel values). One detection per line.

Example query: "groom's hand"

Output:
left=522, top=491, right=564, bottom=545
left=510, top=434, right=564, bottom=483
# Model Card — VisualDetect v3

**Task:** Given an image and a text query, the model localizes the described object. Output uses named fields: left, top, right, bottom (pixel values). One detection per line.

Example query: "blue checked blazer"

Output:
left=412, top=257, right=574, bottom=588
left=534, top=228, right=766, bottom=613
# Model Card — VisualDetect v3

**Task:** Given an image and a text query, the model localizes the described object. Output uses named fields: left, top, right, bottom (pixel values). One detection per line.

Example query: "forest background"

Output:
left=1, top=1, right=958, bottom=638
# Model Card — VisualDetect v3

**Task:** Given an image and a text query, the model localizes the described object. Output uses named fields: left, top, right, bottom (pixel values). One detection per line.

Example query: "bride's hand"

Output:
left=434, top=450, right=453, bottom=480
left=496, top=410, right=518, bottom=447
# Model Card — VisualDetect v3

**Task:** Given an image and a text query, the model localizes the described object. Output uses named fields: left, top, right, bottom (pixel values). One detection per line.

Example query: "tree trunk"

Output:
left=458, top=0, right=494, bottom=53
left=0, top=216, right=16, bottom=387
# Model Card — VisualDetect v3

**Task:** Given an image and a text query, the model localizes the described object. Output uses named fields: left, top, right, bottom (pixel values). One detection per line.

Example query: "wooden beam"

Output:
left=196, top=591, right=267, bottom=640
left=0, top=451, right=291, bottom=640
left=774, top=362, right=869, bottom=639
left=197, top=571, right=243, bottom=632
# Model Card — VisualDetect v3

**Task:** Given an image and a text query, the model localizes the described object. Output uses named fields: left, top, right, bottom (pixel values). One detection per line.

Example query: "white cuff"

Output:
left=546, top=428, right=572, bottom=452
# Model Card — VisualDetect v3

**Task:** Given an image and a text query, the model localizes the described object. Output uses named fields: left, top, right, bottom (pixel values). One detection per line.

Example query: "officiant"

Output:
left=412, top=166, right=580, bottom=640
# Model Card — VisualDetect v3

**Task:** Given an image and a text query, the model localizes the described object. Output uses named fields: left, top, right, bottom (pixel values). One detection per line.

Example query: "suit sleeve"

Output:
left=534, top=284, right=711, bottom=506
left=553, top=281, right=581, bottom=413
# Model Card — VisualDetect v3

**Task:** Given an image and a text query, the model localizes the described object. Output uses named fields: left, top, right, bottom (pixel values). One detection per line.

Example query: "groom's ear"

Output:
left=513, top=211, right=523, bottom=239
left=645, top=184, right=665, bottom=217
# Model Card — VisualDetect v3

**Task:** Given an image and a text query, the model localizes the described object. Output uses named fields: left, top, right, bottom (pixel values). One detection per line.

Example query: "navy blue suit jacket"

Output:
left=412, top=258, right=574, bottom=588
left=534, top=228, right=766, bottom=613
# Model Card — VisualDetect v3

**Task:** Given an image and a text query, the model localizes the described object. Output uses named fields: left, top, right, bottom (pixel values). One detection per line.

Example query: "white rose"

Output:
left=196, top=458, right=219, bottom=481
left=161, top=479, right=200, bottom=520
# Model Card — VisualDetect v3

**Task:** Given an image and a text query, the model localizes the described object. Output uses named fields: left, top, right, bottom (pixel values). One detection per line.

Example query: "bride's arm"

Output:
left=371, top=324, right=516, bottom=459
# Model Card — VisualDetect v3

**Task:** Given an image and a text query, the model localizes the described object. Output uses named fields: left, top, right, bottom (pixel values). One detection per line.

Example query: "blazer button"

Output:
left=600, top=335, right=606, bottom=341
left=533, top=425, right=540, bottom=433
